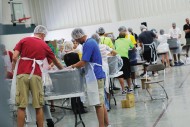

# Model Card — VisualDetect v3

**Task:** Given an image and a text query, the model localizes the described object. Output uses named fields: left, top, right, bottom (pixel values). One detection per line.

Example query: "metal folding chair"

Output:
left=145, top=64, right=169, bottom=100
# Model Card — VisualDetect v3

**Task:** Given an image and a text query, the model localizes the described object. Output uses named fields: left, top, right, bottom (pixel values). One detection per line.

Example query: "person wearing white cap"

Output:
left=12, top=25, right=63, bottom=127
left=71, top=28, right=111, bottom=127
left=97, top=27, right=114, bottom=49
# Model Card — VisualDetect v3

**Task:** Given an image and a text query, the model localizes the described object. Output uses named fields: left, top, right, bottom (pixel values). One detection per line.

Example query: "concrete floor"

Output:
left=53, top=64, right=190, bottom=127
left=12, top=64, right=190, bottom=127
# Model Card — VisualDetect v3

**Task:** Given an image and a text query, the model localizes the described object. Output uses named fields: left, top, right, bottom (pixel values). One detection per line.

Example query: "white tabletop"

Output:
left=109, top=71, right=123, bottom=78
left=44, top=92, right=85, bottom=101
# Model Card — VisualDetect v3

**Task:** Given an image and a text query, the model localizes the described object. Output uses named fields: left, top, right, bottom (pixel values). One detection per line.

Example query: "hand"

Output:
left=48, top=65, right=52, bottom=70
left=66, top=66, right=73, bottom=69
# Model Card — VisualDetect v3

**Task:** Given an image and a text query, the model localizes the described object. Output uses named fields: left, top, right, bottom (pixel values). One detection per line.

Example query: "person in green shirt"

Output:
left=96, top=27, right=114, bottom=49
left=115, top=32, right=135, bottom=93
left=118, top=26, right=141, bottom=89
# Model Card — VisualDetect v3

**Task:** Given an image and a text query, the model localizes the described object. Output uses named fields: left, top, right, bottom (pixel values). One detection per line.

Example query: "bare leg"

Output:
left=186, top=46, right=190, bottom=57
left=178, top=54, right=180, bottom=62
left=50, top=100, right=55, bottom=112
left=161, top=54, right=165, bottom=65
left=103, top=104, right=109, bottom=126
left=17, top=108, right=26, bottom=127
left=173, top=54, right=177, bottom=63
left=144, top=66, right=147, bottom=74
left=118, top=78, right=125, bottom=91
left=165, top=53, right=170, bottom=67
left=36, top=108, right=44, bottom=127
left=95, top=105, right=105, bottom=127
left=126, top=78, right=132, bottom=89
left=131, top=72, right=135, bottom=81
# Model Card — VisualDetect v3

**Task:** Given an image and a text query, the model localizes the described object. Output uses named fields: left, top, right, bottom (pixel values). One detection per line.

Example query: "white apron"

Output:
left=84, top=62, right=103, bottom=106
left=143, top=42, right=158, bottom=64
left=11, top=57, right=51, bottom=123
left=10, top=57, right=45, bottom=104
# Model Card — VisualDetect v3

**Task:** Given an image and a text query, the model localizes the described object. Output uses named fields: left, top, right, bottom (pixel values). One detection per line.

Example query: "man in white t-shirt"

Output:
left=169, top=23, right=184, bottom=66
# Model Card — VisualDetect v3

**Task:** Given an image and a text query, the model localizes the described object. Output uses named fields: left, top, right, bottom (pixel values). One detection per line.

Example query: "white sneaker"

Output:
left=107, top=125, right=112, bottom=127
left=127, top=88, right=133, bottom=93
left=153, top=73, right=159, bottom=77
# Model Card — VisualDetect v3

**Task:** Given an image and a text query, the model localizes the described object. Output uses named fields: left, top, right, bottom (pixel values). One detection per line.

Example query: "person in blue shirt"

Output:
left=71, top=28, right=111, bottom=127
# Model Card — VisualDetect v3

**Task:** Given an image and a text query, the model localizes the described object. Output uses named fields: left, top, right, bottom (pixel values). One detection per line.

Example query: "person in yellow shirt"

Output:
left=118, top=26, right=137, bottom=45
left=72, top=39, right=83, bottom=59
left=96, top=27, right=114, bottom=49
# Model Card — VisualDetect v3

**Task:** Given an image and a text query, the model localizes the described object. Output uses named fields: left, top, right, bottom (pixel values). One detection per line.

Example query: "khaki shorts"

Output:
left=15, top=74, right=44, bottom=108
left=95, top=79, right=105, bottom=107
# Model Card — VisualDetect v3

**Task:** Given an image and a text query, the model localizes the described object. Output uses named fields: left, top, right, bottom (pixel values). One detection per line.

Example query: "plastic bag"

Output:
left=108, top=55, right=123, bottom=75
left=129, top=49, right=137, bottom=65
left=102, top=63, right=109, bottom=93
left=157, top=43, right=169, bottom=54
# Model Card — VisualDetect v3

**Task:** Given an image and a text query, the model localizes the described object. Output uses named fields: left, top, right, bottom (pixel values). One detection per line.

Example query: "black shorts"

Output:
left=143, top=50, right=152, bottom=62
left=118, top=57, right=131, bottom=79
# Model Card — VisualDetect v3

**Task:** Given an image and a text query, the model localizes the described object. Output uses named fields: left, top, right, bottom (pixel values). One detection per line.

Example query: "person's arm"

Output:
left=72, top=60, right=86, bottom=68
left=51, top=57, right=63, bottom=69
left=110, top=50, right=117, bottom=56
left=108, top=38, right=114, bottom=49
left=130, top=35, right=137, bottom=45
left=12, top=50, right=20, bottom=71
left=184, top=29, right=190, bottom=33
left=184, top=25, right=190, bottom=33
left=178, top=34, right=182, bottom=39
left=178, top=28, right=182, bottom=39
left=130, top=41, right=135, bottom=50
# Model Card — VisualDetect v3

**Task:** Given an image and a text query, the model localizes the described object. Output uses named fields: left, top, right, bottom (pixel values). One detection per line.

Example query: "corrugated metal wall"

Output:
left=28, top=0, right=190, bottom=30
left=118, top=0, right=190, bottom=20
left=28, top=0, right=111, bottom=30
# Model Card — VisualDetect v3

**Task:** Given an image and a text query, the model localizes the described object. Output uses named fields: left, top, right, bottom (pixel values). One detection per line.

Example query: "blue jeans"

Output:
left=104, top=89, right=110, bottom=110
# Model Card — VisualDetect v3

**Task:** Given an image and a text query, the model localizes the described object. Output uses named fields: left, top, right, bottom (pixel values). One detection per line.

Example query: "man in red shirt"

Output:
left=12, top=25, right=63, bottom=127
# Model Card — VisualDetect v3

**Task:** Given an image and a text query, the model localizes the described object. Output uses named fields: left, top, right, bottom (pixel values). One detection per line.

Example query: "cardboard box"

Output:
left=141, top=78, right=151, bottom=89
left=126, top=93, right=135, bottom=100
left=121, top=93, right=135, bottom=108
left=126, top=99, right=135, bottom=108
left=121, top=100, right=127, bottom=108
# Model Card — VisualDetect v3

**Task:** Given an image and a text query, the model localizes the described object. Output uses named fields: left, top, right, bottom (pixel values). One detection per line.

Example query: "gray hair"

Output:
left=118, top=26, right=127, bottom=32
left=91, top=33, right=100, bottom=44
left=33, top=25, right=48, bottom=35
left=128, top=27, right=133, bottom=33
left=160, top=29, right=165, bottom=35
left=64, top=41, right=74, bottom=51
left=96, top=27, right=105, bottom=34
left=172, top=22, right=176, bottom=26
left=71, top=28, right=85, bottom=40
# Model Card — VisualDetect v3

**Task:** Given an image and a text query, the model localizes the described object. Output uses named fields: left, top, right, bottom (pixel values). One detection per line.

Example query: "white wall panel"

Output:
left=28, top=0, right=111, bottom=30
left=117, top=0, right=190, bottom=21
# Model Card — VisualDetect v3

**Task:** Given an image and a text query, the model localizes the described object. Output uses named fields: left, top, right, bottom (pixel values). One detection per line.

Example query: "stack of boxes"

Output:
left=121, top=93, right=135, bottom=108
left=141, top=77, right=151, bottom=89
